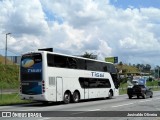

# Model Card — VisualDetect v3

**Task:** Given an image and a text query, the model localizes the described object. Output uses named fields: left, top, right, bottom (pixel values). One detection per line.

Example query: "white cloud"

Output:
left=120, top=37, right=137, bottom=49
left=98, top=39, right=112, bottom=59
left=1, top=0, right=49, bottom=35
left=9, top=34, right=43, bottom=53
left=53, top=23, right=85, bottom=50
left=0, top=0, right=160, bottom=66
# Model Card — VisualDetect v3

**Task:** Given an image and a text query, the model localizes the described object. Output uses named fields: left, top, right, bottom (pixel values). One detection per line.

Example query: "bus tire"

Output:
left=129, top=95, right=132, bottom=99
left=108, top=91, right=113, bottom=99
left=72, top=91, right=80, bottom=103
left=42, top=101, right=49, bottom=105
left=63, top=92, right=71, bottom=104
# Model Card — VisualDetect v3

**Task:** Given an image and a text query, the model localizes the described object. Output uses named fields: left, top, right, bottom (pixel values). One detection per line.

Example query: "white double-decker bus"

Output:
left=20, top=49, right=120, bottom=104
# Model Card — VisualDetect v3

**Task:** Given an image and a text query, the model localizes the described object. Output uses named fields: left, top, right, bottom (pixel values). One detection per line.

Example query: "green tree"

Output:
left=81, top=52, right=96, bottom=59
left=119, top=61, right=123, bottom=66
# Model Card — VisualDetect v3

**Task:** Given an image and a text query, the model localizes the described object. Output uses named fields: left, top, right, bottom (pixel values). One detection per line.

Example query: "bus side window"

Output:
left=47, top=54, right=54, bottom=66
left=111, top=74, right=120, bottom=89
left=97, top=79, right=111, bottom=88
left=77, top=59, right=86, bottom=70
left=84, top=79, right=89, bottom=88
left=79, top=78, right=85, bottom=88
left=79, top=78, right=89, bottom=88
left=103, top=66, right=107, bottom=72
left=88, top=78, right=98, bottom=88
left=54, top=55, right=67, bottom=68
left=66, top=57, right=77, bottom=69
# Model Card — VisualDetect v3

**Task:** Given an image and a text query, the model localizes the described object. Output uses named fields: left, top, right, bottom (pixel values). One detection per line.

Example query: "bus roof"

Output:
left=23, top=50, right=114, bottom=65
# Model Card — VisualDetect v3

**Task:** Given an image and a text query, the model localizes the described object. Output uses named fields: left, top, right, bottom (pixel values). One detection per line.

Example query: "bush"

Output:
left=120, top=77, right=128, bottom=83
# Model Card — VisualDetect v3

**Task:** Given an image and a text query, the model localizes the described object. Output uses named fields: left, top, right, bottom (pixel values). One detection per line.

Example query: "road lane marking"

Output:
left=111, top=97, right=160, bottom=108
left=71, top=111, right=90, bottom=115
left=38, top=118, right=50, bottom=120
left=154, top=97, right=160, bottom=100
left=71, top=108, right=101, bottom=115
left=139, top=99, right=152, bottom=103
left=88, top=109, right=101, bottom=111
left=112, top=103, right=134, bottom=108
left=0, top=106, right=15, bottom=110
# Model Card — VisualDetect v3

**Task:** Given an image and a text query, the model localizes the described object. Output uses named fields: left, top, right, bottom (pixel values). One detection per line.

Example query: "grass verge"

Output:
left=0, top=93, right=32, bottom=106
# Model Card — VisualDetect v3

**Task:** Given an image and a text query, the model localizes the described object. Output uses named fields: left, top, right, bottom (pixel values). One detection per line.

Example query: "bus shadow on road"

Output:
left=20, top=101, right=64, bottom=107
left=79, top=97, right=116, bottom=103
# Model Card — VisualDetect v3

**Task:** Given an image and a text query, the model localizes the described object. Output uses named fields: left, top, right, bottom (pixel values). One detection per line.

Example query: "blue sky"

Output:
left=110, top=0, right=160, bottom=9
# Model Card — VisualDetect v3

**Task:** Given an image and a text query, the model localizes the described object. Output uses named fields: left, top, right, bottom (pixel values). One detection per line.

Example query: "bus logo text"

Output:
left=91, top=72, right=104, bottom=77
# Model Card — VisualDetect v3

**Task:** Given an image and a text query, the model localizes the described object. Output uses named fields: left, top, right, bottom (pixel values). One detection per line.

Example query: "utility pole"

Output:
left=158, top=67, right=160, bottom=79
left=5, top=33, right=11, bottom=65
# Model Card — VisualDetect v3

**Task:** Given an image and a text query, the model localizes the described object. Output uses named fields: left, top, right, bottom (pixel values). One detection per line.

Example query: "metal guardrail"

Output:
left=7, top=56, right=21, bottom=65
left=0, top=89, right=19, bottom=95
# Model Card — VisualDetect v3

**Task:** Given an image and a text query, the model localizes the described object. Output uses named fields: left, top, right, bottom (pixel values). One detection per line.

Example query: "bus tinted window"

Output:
left=86, top=60, right=107, bottom=72
left=97, top=79, right=111, bottom=88
left=79, top=78, right=111, bottom=88
left=47, top=53, right=54, bottom=66
left=21, top=53, right=42, bottom=81
left=107, top=64, right=117, bottom=73
left=22, top=53, right=42, bottom=64
left=88, top=78, right=98, bottom=88
left=47, top=53, right=117, bottom=73
left=54, top=55, right=67, bottom=68
left=48, top=54, right=78, bottom=68
left=66, top=57, right=77, bottom=68
left=86, top=60, right=96, bottom=71
left=77, top=59, right=86, bottom=70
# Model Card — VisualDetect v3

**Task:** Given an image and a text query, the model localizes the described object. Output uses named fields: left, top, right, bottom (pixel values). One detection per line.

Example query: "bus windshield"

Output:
left=21, top=53, right=42, bottom=81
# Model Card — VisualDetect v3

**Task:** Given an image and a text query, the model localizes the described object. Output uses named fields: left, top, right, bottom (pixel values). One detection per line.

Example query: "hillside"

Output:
left=0, top=64, right=19, bottom=89
left=116, top=64, right=140, bottom=75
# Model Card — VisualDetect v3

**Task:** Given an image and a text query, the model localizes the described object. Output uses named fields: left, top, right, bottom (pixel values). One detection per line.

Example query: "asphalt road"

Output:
left=0, top=91, right=160, bottom=120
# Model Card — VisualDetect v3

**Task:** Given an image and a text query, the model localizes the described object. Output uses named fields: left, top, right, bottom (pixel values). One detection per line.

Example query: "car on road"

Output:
left=127, top=85, right=153, bottom=99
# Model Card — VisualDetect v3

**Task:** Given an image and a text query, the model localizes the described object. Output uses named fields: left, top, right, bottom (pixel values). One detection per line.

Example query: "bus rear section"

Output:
left=20, top=53, right=45, bottom=101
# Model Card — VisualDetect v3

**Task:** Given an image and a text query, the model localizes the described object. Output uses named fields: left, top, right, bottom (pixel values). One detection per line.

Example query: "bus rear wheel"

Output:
left=72, top=91, right=80, bottom=103
left=64, top=92, right=71, bottom=104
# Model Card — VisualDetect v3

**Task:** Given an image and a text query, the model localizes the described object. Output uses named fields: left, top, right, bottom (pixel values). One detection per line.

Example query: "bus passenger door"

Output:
left=56, top=77, right=63, bottom=101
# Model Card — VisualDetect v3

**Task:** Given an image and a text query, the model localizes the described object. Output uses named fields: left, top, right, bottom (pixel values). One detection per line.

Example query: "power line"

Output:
left=7, top=49, right=21, bottom=56
left=0, top=49, right=21, bottom=56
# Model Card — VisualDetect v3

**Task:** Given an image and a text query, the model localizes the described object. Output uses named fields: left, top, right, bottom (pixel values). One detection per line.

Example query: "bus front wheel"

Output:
left=72, top=91, right=80, bottom=103
left=108, top=91, right=113, bottom=99
left=64, top=92, right=71, bottom=104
